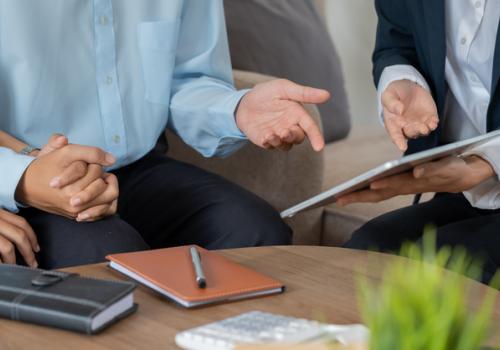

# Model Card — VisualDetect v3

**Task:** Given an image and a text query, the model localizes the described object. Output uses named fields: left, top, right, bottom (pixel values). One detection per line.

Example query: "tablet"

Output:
left=281, top=130, right=500, bottom=218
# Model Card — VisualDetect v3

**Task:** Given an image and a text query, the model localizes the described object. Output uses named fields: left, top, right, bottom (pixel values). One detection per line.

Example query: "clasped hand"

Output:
left=16, top=135, right=119, bottom=222
left=2, top=135, right=118, bottom=267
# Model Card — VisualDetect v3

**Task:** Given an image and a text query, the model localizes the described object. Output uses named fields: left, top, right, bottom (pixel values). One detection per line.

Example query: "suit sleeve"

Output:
left=372, top=0, right=422, bottom=86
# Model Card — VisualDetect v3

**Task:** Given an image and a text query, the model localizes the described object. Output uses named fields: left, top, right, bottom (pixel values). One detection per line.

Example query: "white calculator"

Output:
left=175, top=311, right=369, bottom=350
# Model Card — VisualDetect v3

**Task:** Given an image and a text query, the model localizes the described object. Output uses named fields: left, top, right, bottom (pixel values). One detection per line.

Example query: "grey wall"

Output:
left=323, top=1, right=379, bottom=126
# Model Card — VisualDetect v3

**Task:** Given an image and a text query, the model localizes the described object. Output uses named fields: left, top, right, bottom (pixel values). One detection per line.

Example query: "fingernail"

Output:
left=49, top=177, right=60, bottom=188
left=105, top=153, right=116, bottom=164
left=32, top=261, right=38, bottom=268
left=77, top=213, right=89, bottom=222
left=414, top=168, right=425, bottom=178
left=71, top=197, right=81, bottom=207
left=35, top=245, right=40, bottom=253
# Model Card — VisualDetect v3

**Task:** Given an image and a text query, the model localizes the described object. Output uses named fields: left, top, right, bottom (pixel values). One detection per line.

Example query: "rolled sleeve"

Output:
left=0, top=147, right=35, bottom=212
left=377, top=64, right=431, bottom=125
left=461, top=138, right=500, bottom=209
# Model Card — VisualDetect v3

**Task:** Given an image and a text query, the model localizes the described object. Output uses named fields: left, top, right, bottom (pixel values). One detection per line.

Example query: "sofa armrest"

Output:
left=166, top=70, right=324, bottom=245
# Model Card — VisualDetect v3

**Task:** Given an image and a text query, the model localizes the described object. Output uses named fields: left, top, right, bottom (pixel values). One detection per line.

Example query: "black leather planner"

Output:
left=0, top=264, right=137, bottom=334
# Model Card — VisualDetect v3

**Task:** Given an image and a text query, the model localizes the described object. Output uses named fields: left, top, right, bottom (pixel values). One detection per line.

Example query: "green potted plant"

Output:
left=359, top=232, right=499, bottom=350
left=237, top=232, right=498, bottom=350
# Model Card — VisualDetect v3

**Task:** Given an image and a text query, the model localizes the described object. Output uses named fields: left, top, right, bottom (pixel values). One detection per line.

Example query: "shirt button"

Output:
left=105, top=76, right=113, bottom=85
left=470, top=74, right=479, bottom=83
left=474, top=1, right=482, bottom=8
left=99, top=15, right=109, bottom=25
left=460, top=37, right=467, bottom=45
left=113, top=135, right=121, bottom=144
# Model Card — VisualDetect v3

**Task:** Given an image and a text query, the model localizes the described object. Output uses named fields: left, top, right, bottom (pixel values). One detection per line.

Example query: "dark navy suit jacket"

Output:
left=372, top=0, right=500, bottom=154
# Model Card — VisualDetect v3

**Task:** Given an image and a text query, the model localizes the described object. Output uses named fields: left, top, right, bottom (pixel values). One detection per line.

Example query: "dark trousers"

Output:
left=343, top=193, right=500, bottom=283
left=20, top=152, right=292, bottom=269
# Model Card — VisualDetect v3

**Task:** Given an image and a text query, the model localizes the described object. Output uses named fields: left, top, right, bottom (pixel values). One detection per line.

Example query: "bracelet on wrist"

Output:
left=18, top=145, right=40, bottom=156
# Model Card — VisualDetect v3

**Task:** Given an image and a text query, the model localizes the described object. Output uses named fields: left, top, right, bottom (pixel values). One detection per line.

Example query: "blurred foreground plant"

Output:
left=359, top=230, right=499, bottom=350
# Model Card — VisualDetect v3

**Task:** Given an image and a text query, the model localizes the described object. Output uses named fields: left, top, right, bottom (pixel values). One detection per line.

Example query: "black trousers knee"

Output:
left=21, top=211, right=149, bottom=269
left=19, top=151, right=292, bottom=269
left=343, top=193, right=500, bottom=283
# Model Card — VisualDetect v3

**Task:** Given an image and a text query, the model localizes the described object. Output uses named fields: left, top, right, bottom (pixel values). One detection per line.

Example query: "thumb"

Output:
left=413, top=161, right=441, bottom=179
left=384, top=112, right=408, bottom=152
left=48, top=134, right=68, bottom=148
left=382, top=90, right=404, bottom=115
left=280, top=80, right=331, bottom=104
left=39, top=134, right=68, bottom=156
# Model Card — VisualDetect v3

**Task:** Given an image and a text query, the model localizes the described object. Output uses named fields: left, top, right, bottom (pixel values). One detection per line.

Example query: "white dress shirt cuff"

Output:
left=377, top=65, right=431, bottom=125
left=0, top=147, right=36, bottom=212
left=461, top=138, right=500, bottom=209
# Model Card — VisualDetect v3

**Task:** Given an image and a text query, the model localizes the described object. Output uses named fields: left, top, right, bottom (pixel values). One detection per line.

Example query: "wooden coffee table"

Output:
left=0, top=246, right=499, bottom=349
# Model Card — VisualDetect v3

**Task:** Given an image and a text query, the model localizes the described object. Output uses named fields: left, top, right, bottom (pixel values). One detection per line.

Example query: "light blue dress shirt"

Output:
left=0, top=0, right=248, bottom=211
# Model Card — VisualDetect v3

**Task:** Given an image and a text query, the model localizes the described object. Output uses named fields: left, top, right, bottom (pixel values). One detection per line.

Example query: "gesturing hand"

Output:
left=236, top=79, right=330, bottom=152
left=15, top=144, right=118, bottom=220
left=337, top=155, right=495, bottom=206
left=382, top=80, right=439, bottom=151
left=0, top=209, right=39, bottom=267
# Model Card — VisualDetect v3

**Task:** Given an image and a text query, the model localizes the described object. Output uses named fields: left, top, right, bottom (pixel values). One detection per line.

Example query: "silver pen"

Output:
left=190, top=246, right=206, bottom=288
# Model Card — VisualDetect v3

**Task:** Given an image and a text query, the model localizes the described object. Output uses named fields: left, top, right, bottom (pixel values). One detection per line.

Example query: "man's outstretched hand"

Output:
left=236, top=79, right=330, bottom=152
left=382, top=80, right=439, bottom=152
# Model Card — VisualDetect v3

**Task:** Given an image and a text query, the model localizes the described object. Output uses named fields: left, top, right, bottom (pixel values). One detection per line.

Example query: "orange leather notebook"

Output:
left=106, top=246, right=285, bottom=308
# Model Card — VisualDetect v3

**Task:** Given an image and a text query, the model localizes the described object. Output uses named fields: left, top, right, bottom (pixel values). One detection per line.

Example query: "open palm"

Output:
left=236, top=79, right=330, bottom=152
left=382, top=80, right=439, bottom=151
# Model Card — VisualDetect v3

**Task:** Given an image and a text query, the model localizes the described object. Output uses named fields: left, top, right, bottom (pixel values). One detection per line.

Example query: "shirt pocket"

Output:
left=137, top=20, right=180, bottom=105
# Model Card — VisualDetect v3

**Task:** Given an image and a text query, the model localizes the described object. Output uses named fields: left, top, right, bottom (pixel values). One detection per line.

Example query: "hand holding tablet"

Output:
left=281, top=130, right=500, bottom=218
left=336, top=154, right=495, bottom=206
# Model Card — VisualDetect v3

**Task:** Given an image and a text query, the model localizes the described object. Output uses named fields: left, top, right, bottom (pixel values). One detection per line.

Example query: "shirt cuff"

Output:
left=377, top=65, right=431, bottom=125
left=0, top=147, right=36, bottom=212
left=461, top=138, right=500, bottom=209
left=209, top=88, right=249, bottom=158
left=221, top=88, right=249, bottom=137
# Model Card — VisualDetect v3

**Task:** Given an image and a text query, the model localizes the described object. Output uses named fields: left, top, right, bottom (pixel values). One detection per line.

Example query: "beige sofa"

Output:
left=167, top=70, right=424, bottom=246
